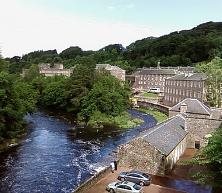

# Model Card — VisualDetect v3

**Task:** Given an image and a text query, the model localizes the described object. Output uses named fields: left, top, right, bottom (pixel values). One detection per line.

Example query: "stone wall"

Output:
left=169, top=108, right=222, bottom=148
left=72, top=166, right=111, bottom=193
left=137, top=101, right=169, bottom=115
left=117, top=137, right=165, bottom=175
left=186, top=117, right=222, bottom=148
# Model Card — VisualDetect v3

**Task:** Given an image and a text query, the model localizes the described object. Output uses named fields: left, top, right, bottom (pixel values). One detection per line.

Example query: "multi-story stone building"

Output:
left=163, top=73, right=207, bottom=106
left=39, top=63, right=73, bottom=77
left=96, top=64, right=125, bottom=81
left=132, top=68, right=176, bottom=92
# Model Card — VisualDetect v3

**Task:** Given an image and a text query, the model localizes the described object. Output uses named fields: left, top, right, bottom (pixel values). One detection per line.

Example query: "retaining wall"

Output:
left=137, top=100, right=169, bottom=115
left=72, top=166, right=111, bottom=193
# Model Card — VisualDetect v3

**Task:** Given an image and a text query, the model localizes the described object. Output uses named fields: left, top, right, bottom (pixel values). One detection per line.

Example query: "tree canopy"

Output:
left=80, top=73, right=130, bottom=123
left=0, top=72, right=38, bottom=140
left=194, top=127, right=222, bottom=188
left=197, top=57, right=222, bottom=107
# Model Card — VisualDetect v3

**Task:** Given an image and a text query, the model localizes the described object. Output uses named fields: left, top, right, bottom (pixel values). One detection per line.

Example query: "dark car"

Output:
left=117, top=171, right=151, bottom=186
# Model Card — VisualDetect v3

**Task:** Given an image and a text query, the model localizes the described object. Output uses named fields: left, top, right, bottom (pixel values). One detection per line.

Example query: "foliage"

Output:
left=85, top=111, right=143, bottom=129
left=125, top=22, right=222, bottom=67
left=80, top=73, right=130, bottom=123
left=0, top=57, right=9, bottom=72
left=59, top=46, right=83, bottom=60
left=40, top=76, right=68, bottom=109
left=192, top=127, right=222, bottom=187
left=23, top=64, right=40, bottom=81
left=0, top=72, right=38, bottom=139
left=137, top=107, right=168, bottom=123
left=196, top=57, right=222, bottom=107
left=65, top=63, right=96, bottom=113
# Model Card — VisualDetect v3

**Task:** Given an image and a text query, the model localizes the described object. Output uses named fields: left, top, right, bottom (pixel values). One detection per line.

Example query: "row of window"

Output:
left=166, top=80, right=203, bottom=88
left=139, top=75, right=167, bottom=81
left=165, top=90, right=202, bottom=98
left=164, top=95, right=183, bottom=104
left=138, top=81, right=164, bottom=86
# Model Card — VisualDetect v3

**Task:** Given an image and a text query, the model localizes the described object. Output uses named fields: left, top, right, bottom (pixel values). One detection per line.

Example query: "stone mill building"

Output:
left=117, top=98, right=222, bottom=175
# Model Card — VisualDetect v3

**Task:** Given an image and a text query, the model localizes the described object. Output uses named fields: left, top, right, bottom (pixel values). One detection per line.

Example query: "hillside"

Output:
left=4, top=21, right=222, bottom=73
left=125, top=21, right=222, bottom=67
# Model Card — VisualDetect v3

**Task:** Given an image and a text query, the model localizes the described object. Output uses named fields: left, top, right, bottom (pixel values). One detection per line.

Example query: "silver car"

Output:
left=106, top=181, right=143, bottom=193
left=117, top=171, right=151, bottom=186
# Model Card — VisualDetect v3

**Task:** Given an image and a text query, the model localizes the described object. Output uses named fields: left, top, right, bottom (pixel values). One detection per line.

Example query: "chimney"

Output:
left=180, top=103, right=188, bottom=113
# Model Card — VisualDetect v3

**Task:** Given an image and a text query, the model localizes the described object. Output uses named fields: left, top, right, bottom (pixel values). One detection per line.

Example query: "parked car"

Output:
left=106, top=181, right=143, bottom=193
left=117, top=171, right=151, bottom=186
left=149, top=87, right=160, bottom=93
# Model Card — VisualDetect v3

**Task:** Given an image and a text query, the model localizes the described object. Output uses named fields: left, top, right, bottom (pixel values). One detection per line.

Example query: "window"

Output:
left=118, top=185, right=125, bottom=189
left=128, top=174, right=142, bottom=178
left=125, top=186, right=132, bottom=190
left=195, top=141, right=200, bottom=149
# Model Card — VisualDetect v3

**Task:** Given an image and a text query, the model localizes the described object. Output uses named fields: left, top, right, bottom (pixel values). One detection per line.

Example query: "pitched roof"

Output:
left=96, top=64, right=112, bottom=69
left=167, top=73, right=207, bottom=81
left=170, top=98, right=211, bottom=115
left=142, top=115, right=187, bottom=156
left=96, top=64, right=125, bottom=72
left=138, top=69, right=176, bottom=75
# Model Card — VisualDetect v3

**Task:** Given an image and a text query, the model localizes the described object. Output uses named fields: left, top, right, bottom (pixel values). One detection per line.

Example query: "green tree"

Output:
left=23, top=64, right=40, bottom=81
left=194, top=127, right=222, bottom=188
left=0, top=72, right=38, bottom=139
left=60, top=46, right=83, bottom=60
left=80, top=73, right=130, bottom=123
left=65, top=63, right=95, bottom=113
left=0, top=57, right=9, bottom=72
left=41, top=76, right=68, bottom=109
left=197, top=57, right=222, bottom=107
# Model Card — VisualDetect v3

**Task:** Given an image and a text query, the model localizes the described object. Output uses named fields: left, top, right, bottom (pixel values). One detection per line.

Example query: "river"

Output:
left=0, top=110, right=157, bottom=193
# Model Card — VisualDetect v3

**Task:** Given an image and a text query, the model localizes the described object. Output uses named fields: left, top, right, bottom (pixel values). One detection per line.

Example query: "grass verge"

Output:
left=137, top=107, right=168, bottom=123
left=85, top=111, right=144, bottom=129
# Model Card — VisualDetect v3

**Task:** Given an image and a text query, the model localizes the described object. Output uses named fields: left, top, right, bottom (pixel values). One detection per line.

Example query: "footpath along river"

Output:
left=0, top=109, right=157, bottom=193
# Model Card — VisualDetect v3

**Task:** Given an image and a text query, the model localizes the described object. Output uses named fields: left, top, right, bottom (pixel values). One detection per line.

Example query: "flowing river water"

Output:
left=0, top=110, right=157, bottom=193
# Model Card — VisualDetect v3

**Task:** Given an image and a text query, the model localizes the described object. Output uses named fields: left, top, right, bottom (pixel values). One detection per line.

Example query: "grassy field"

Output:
left=142, top=92, right=158, bottom=98
left=86, top=111, right=144, bottom=129
left=137, top=107, right=168, bottom=123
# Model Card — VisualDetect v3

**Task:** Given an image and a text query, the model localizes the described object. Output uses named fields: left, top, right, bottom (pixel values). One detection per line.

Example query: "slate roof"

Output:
left=170, top=98, right=211, bottom=115
left=142, top=115, right=187, bottom=156
left=167, top=73, right=207, bottom=81
left=138, top=69, right=176, bottom=75
left=96, top=64, right=112, bottom=69
left=96, top=64, right=125, bottom=71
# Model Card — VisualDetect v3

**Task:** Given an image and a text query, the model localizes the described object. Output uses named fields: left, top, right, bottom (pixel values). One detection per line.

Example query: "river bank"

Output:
left=0, top=109, right=157, bottom=193
left=0, top=127, right=29, bottom=153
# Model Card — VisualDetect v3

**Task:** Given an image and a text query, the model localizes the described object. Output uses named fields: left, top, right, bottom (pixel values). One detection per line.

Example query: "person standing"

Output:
left=110, top=162, right=115, bottom=173
left=114, top=160, right=117, bottom=171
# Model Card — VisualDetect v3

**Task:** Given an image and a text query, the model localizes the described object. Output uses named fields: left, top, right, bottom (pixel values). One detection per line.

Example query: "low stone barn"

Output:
left=117, top=115, right=188, bottom=175
left=169, top=98, right=222, bottom=149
